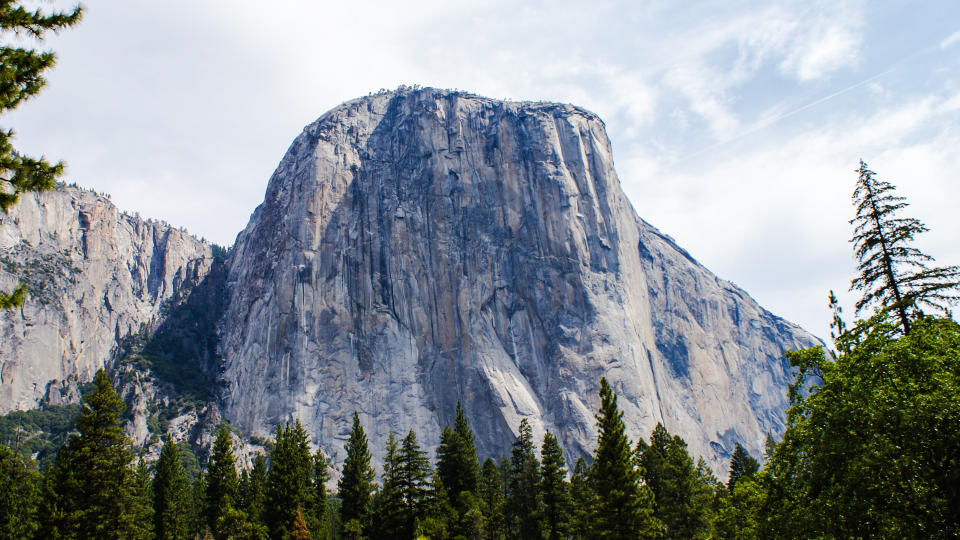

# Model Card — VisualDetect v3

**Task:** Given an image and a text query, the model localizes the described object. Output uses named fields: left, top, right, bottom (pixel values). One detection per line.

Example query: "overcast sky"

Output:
left=6, top=0, right=960, bottom=342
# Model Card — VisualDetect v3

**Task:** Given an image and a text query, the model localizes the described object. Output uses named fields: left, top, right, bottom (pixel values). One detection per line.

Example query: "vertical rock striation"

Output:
left=0, top=187, right=214, bottom=412
left=220, top=88, right=821, bottom=472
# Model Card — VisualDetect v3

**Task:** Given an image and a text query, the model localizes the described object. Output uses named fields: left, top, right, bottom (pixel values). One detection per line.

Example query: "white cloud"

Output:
left=940, top=29, right=960, bottom=49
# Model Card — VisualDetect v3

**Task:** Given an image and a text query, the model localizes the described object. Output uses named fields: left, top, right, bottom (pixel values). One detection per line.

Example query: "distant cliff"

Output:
left=0, top=187, right=215, bottom=413
left=218, top=88, right=821, bottom=473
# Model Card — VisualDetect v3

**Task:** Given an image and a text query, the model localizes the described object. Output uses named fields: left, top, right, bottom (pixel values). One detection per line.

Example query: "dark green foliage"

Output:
left=266, top=419, right=317, bottom=538
left=767, top=315, right=960, bottom=538
left=206, top=424, right=239, bottom=539
left=133, top=458, right=155, bottom=538
left=590, top=377, right=661, bottom=539
left=850, top=160, right=960, bottom=333
left=726, top=443, right=758, bottom=491
left=568, top=457, right=595, bottom=539
left=372, top=431, right=405, bottom=539
left=639, top=423, right=713, bottom=538
left=506, top=418, right=542, bottom=539
left=338, top=412, right=375, bottom=536
left=154, top=436, right=192, bottom=539
left=416, top=474, right=457, bottom=540
left=0, top=0, right=82, bottom=307
left=39, top=369, right=147, bottom=538
left=478, top=457, right=506, bottom=540
left=436, top=401, right=480, bottom=505
left=0, top=443, right=40, bottom=538
left=118, top=261, right=227, bottom=401
left=313, top=447, right=330, bottom=536
left=540, top=431, right=571, bottom=540
left=397, top=429, right=431, bottom=538
left=190, top=473, right=208, bottom=538
left=0, top=403, right=80, bottom=467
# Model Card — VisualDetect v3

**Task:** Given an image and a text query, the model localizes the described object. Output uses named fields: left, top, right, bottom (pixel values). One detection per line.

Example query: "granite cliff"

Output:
left=219, top=88, right=821, bottom=473
left=0, top=187, right=215, bottom=413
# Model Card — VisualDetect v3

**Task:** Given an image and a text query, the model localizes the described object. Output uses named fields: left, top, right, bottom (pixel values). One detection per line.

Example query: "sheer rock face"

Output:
left=0, top=188, right=214, bottom=413
left=220, top=89, right=820, bottom=472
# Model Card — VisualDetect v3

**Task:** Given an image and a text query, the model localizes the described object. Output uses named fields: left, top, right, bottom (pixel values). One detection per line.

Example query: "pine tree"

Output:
left=590, top=377, right=661, bottom=539
left=416, top=474, right=457, bottom=540
left=154, top=436, right=192, bottom=540
left=266, top=419, right=317, bottom=538
left=338, top=412, right=375, bottom=537
left=0, top=1, right=82, bottom=308
left=191, top=472, right=209, bottom=538
left=727, top=443, right=759, bottom=491
left=540, top=431, right=571, bottom=540
left=638, top=424, right=712, bottom=538
left=478, top=457, right=506, bottom=540
left=398, top=429, right=431, bottom=538
left=206, top=424, right=239, bottom=539
left=312, top=448, right=329, bottom=537
left=40, top=369, right=146, bottom=538
left=132, top=458, right=155, bottom=539
left=293, top=505, right=314, bottom=540
left=850, top=159, right=960, bottom=333
left=0, top=443, right=40, bottom=538
left=505, top=418, right=542, bottom=539
left=436, top=402, right=480, bottom=504
left=568, top=457, right=595, bottom=540
left=373, top=431, right=405, bottom=539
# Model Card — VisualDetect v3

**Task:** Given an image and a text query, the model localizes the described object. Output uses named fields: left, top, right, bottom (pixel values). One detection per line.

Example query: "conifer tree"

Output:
left=41, top=369, right=145, bottom=538
left=436, top=402, right=480, bottom=504
left=398, top=429, right=431, bottom=538
left=416, top=474, right=457, bottom=540
left=540, top=431, right=571, bottom=540
left=154, top=436, right=192, bottom=540
left=638, top=424, right=712, bottom=538
left=313, top=447, right=330, bottom=537
left=590, top=377, right=661, bottom=539
left=727, top=443, right=758, bottom=491
left=478, top=457, right=506, bottom=540
left=506, top=418, right=542, bottom=539
left=191, top=472, right=209, bottom=538
left=293, top=505, right=314, bottom=540
left=850, top=159, right=960, bottom=333
left=0, top=1, right=82, bottom=308
left=206, top=424, right=240, bottom=539
left=568, top=457, right=595, bottom=540
left=373, top=431, right=405, bottom=540
left=133, top=458, right=155, bottom=539
left=266, top=420, right=317, bottom=538
left=0, top=443, right=40, bottom=538
left=338, top=412, right=375, bottom=537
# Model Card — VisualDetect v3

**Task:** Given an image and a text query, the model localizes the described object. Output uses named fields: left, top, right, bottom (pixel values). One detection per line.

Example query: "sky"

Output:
left=5, top=0, right=960, bottom=342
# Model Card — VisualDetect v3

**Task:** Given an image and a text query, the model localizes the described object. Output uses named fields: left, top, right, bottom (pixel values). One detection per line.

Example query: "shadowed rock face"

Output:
left=0, top=188, right=214, bottom=413
left=220, top=88, right=821, bottom=473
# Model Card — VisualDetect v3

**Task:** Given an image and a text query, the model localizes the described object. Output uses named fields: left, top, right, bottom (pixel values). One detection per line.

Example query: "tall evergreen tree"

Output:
left=40, top=369, right=146, bottom=538
left=568, top=457, right=595, bottom=540
left=638, top=424, right=712, bottom=539
left=590, top=377, right=661, bottom=539
left=313, top=447, right=330, bottom=537
left=398, top=429, right=431, bottom=538
left=0, top=443, right=40, bottom=538
left=338, top=412, right=375, bottom=537
left=191, top=472, right=208, bottom=538
left=506, top=418, right=542, bottom=540
left=478, top=457, right=506, bottom=540
left=133, top=458, right=155, bottom=539
left=727, top=443, right=759, bottom=491
left=372, top=431, right=405, bottom=540
left=850, top=159, right=960, bottom=333
left=0, top=1, right=82, bottom=308
left=436, top=401, right=480, bottom=504
left=206, top=424, right=239, bottom=539
left=540, top=431, right=571, bottom=540
left=266, top=420, right=317, bottom=538
left=154, top=436, right=192, bottom=540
